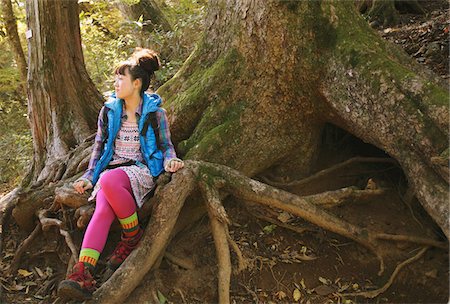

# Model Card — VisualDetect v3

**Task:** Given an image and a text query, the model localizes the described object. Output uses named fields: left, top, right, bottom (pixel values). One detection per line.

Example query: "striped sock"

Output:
left=118, top=212, right=140, bottom=238
left=79, top=248, right=100, bottom=268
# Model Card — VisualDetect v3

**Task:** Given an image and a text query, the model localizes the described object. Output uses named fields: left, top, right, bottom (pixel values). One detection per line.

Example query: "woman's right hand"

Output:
left=73, top=179, right=93, bottom=194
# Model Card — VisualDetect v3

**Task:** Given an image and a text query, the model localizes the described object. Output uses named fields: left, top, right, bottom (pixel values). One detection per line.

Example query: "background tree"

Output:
left=0, top=0, right=27, bottom=88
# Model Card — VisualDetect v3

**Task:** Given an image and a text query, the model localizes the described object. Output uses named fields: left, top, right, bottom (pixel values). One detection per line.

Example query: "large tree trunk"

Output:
left=24, top=0, right=102, bottom=186
left=1, top=0, right=28, bottom=90
left=159, top=0, right=448, bottom=237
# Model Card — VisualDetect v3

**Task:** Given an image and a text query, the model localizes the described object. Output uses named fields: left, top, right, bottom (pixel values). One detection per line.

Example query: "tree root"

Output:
left=200, top=181, right=232, bottom=304
left=9, top=223, right=42, bottom=275
left=0, top=187, right=20, bottom=255
left=9, top=160, right=447, bottom=303
left=339, top=246, right=429, bottom=299
left=303, top=187, right=387, bottom=208
left=260, top=157, right=397, bottom=188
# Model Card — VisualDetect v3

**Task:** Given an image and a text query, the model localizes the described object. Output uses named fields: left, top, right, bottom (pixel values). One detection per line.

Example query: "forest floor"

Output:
left=0, top=1, right=449, bottom=303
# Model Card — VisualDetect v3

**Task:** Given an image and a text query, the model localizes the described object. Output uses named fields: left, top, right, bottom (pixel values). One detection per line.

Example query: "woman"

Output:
left=57, top=48, right=184, bottom=300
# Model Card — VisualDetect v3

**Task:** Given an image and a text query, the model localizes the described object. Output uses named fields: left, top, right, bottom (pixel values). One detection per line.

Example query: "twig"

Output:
left=375, top=233, right=446, bottom=249
left=238, top=283, right=259, bottom=304
left=37, top=209, right=78, bottom=264
left=226, top=231, right=247, bottom=273
left=9, top=223, right=42, bottom=275
left=340, top=246, right=429, bottom=298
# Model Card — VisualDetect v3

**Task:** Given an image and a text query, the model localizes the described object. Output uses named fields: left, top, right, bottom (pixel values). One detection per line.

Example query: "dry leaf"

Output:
left=300, top=278, right=306, bottom=289
left=18, top=269, right=33, bottom=277
left=318, top=277, right=329, bottom=285
left=275, top=290, right=287, bottom=300
left=314, top=284, right=336, bottom=296
left=34, top=267, right=45, bottom=278
left=293, top=288, right=301, bottom=301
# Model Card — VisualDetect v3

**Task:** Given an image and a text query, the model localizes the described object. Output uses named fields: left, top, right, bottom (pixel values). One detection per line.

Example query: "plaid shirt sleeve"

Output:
left=156, top=108, right=178, bottom=169
left=81, top=106, right=106, bottom=182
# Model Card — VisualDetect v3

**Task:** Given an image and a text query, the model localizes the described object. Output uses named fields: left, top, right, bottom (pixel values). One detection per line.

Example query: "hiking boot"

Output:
left=57, top=262, right=96, bottom=300
left=107, top=228, right=143, bottom=270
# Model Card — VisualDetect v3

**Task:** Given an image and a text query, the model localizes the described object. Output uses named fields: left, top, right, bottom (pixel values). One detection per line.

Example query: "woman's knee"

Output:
left=99, top=169, right=130, bottom=193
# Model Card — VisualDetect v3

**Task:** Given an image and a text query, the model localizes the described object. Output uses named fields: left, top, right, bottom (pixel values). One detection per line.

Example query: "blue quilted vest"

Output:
left=91, top=92, right=164, bottom=185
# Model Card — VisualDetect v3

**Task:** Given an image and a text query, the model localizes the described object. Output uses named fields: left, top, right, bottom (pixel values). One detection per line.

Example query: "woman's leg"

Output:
left=99, top=169, right=140, bottom=237
left=79, top=189, right=115, bottom=268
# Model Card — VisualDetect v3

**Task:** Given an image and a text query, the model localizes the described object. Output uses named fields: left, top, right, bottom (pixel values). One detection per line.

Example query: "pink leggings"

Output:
left=81, top=169, right=137, bottom=253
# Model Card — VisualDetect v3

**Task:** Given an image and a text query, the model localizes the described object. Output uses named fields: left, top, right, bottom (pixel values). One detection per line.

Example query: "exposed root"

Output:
left=0, top=188, right=20, bottom=254
left=37, top=210, right=78, bottom=264
left=9, top=223, right=42, bottom=275
left=340, top=246, right=429, bottom=299
left=260, top=157, right=397, bottom=187
left=304, top=187, right=387, bottom=208
left=226, top=231, right=247, bottom=274
left=375, top=233, right=446, bottom=249
left=200, top=181, right=231, bottom=304
left=164, top=251, right=195, bottom=270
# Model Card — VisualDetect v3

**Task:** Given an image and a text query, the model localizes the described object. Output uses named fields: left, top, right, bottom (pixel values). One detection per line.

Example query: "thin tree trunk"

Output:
left=1, top=0, right=28, bottom=93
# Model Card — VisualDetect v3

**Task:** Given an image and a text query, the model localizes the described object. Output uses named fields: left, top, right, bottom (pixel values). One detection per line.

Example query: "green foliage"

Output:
left=79, top=0, right=206, bottom=92
left=0, top=13, right=31, bottom=192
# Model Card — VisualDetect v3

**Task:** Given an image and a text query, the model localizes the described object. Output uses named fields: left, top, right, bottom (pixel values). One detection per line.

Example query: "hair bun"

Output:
left=131, top=47, right=160, bottom=75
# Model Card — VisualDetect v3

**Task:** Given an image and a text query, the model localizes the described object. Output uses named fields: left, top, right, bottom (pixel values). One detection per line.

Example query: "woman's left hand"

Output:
left=166, top=159, right=184, bottom=172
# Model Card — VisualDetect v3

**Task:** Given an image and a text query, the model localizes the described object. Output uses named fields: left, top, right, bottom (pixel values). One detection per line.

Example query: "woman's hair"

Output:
left=114, top=48, right=161, bottom=94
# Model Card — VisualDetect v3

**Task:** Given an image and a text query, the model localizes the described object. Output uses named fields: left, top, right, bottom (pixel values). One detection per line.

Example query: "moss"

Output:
left=423, top=82, right=449, bottom=107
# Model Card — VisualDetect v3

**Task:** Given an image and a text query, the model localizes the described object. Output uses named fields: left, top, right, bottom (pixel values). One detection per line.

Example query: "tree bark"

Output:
left=117, top=0, right=172, bottom=32
left=159, top=0, right=448, bottom=237
left=1, top=0, right=28, bottom=90
left=24, top=0, right=102, bottom=185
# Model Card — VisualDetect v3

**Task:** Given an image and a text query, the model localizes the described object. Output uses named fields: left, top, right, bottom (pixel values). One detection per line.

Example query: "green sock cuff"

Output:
left=118, top=212, right=138, bottom=226
left=79, top=248, right=100, bottom=260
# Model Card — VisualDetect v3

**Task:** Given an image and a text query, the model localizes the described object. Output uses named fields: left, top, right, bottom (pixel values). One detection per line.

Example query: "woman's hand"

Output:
left=73, top=179, right=93, bottom=194
left=166, top=159, right=184, bottom=173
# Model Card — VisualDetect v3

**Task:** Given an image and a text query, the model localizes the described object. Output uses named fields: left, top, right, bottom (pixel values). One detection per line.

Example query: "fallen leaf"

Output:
left=157, top=290, right=167, bottom=304
left=34, top=267, right=45, bottom=278
left=314, top=284, right=336, bottom=296
left=293, top=288, right=301, bottom=301
left=300, top=279, right=306, bottom=289
left=318, top=277, right=329, bottom=285
left=425, top=269, right=438, bottom=278
left=18, top=269, right=33, bottom=277
left=275, top=290, right=287, bottom=300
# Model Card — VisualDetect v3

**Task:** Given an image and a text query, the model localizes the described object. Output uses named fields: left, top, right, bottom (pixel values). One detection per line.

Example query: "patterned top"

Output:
left=82, top=100, right=177, bottom=182
left=89, top=121, right=156, bottom=207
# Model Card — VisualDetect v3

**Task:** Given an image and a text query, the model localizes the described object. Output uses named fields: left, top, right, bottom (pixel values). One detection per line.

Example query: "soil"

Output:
left=1, top=1, right=449, bottom=303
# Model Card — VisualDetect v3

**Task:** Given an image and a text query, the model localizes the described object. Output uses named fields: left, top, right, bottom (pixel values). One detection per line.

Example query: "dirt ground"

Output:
left=0, top=1, right=449, bottom=303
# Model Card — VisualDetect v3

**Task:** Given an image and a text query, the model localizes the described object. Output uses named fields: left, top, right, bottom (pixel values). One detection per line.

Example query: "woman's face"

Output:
left=114, top=69, right=139, bottom=99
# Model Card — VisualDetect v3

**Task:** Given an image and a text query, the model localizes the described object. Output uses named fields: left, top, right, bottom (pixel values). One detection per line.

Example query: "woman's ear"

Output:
left=133, top=78, right=142, bottom=90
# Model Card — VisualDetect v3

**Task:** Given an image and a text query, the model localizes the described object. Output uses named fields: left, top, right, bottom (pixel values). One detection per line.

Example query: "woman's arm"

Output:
left=156, top=108, right=183, bottom=171
left=80, top=106, right=107, bottom=182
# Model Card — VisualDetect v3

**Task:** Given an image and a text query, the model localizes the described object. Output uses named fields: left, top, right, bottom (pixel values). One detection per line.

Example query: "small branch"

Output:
left=261, top=157, right=397, bottom=187
left=37, top=209, right=78, bottom=263
left=200, top=181, right=231, bottom=304
left=375, top=233, right=446, bottom=249
left=340, top=246, right=429, bottom=298
left=226, top=231, right=247, bottom=273
left=9, top=223, right=42, bottom=275
left=304, top=187, right=387, bottom=208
